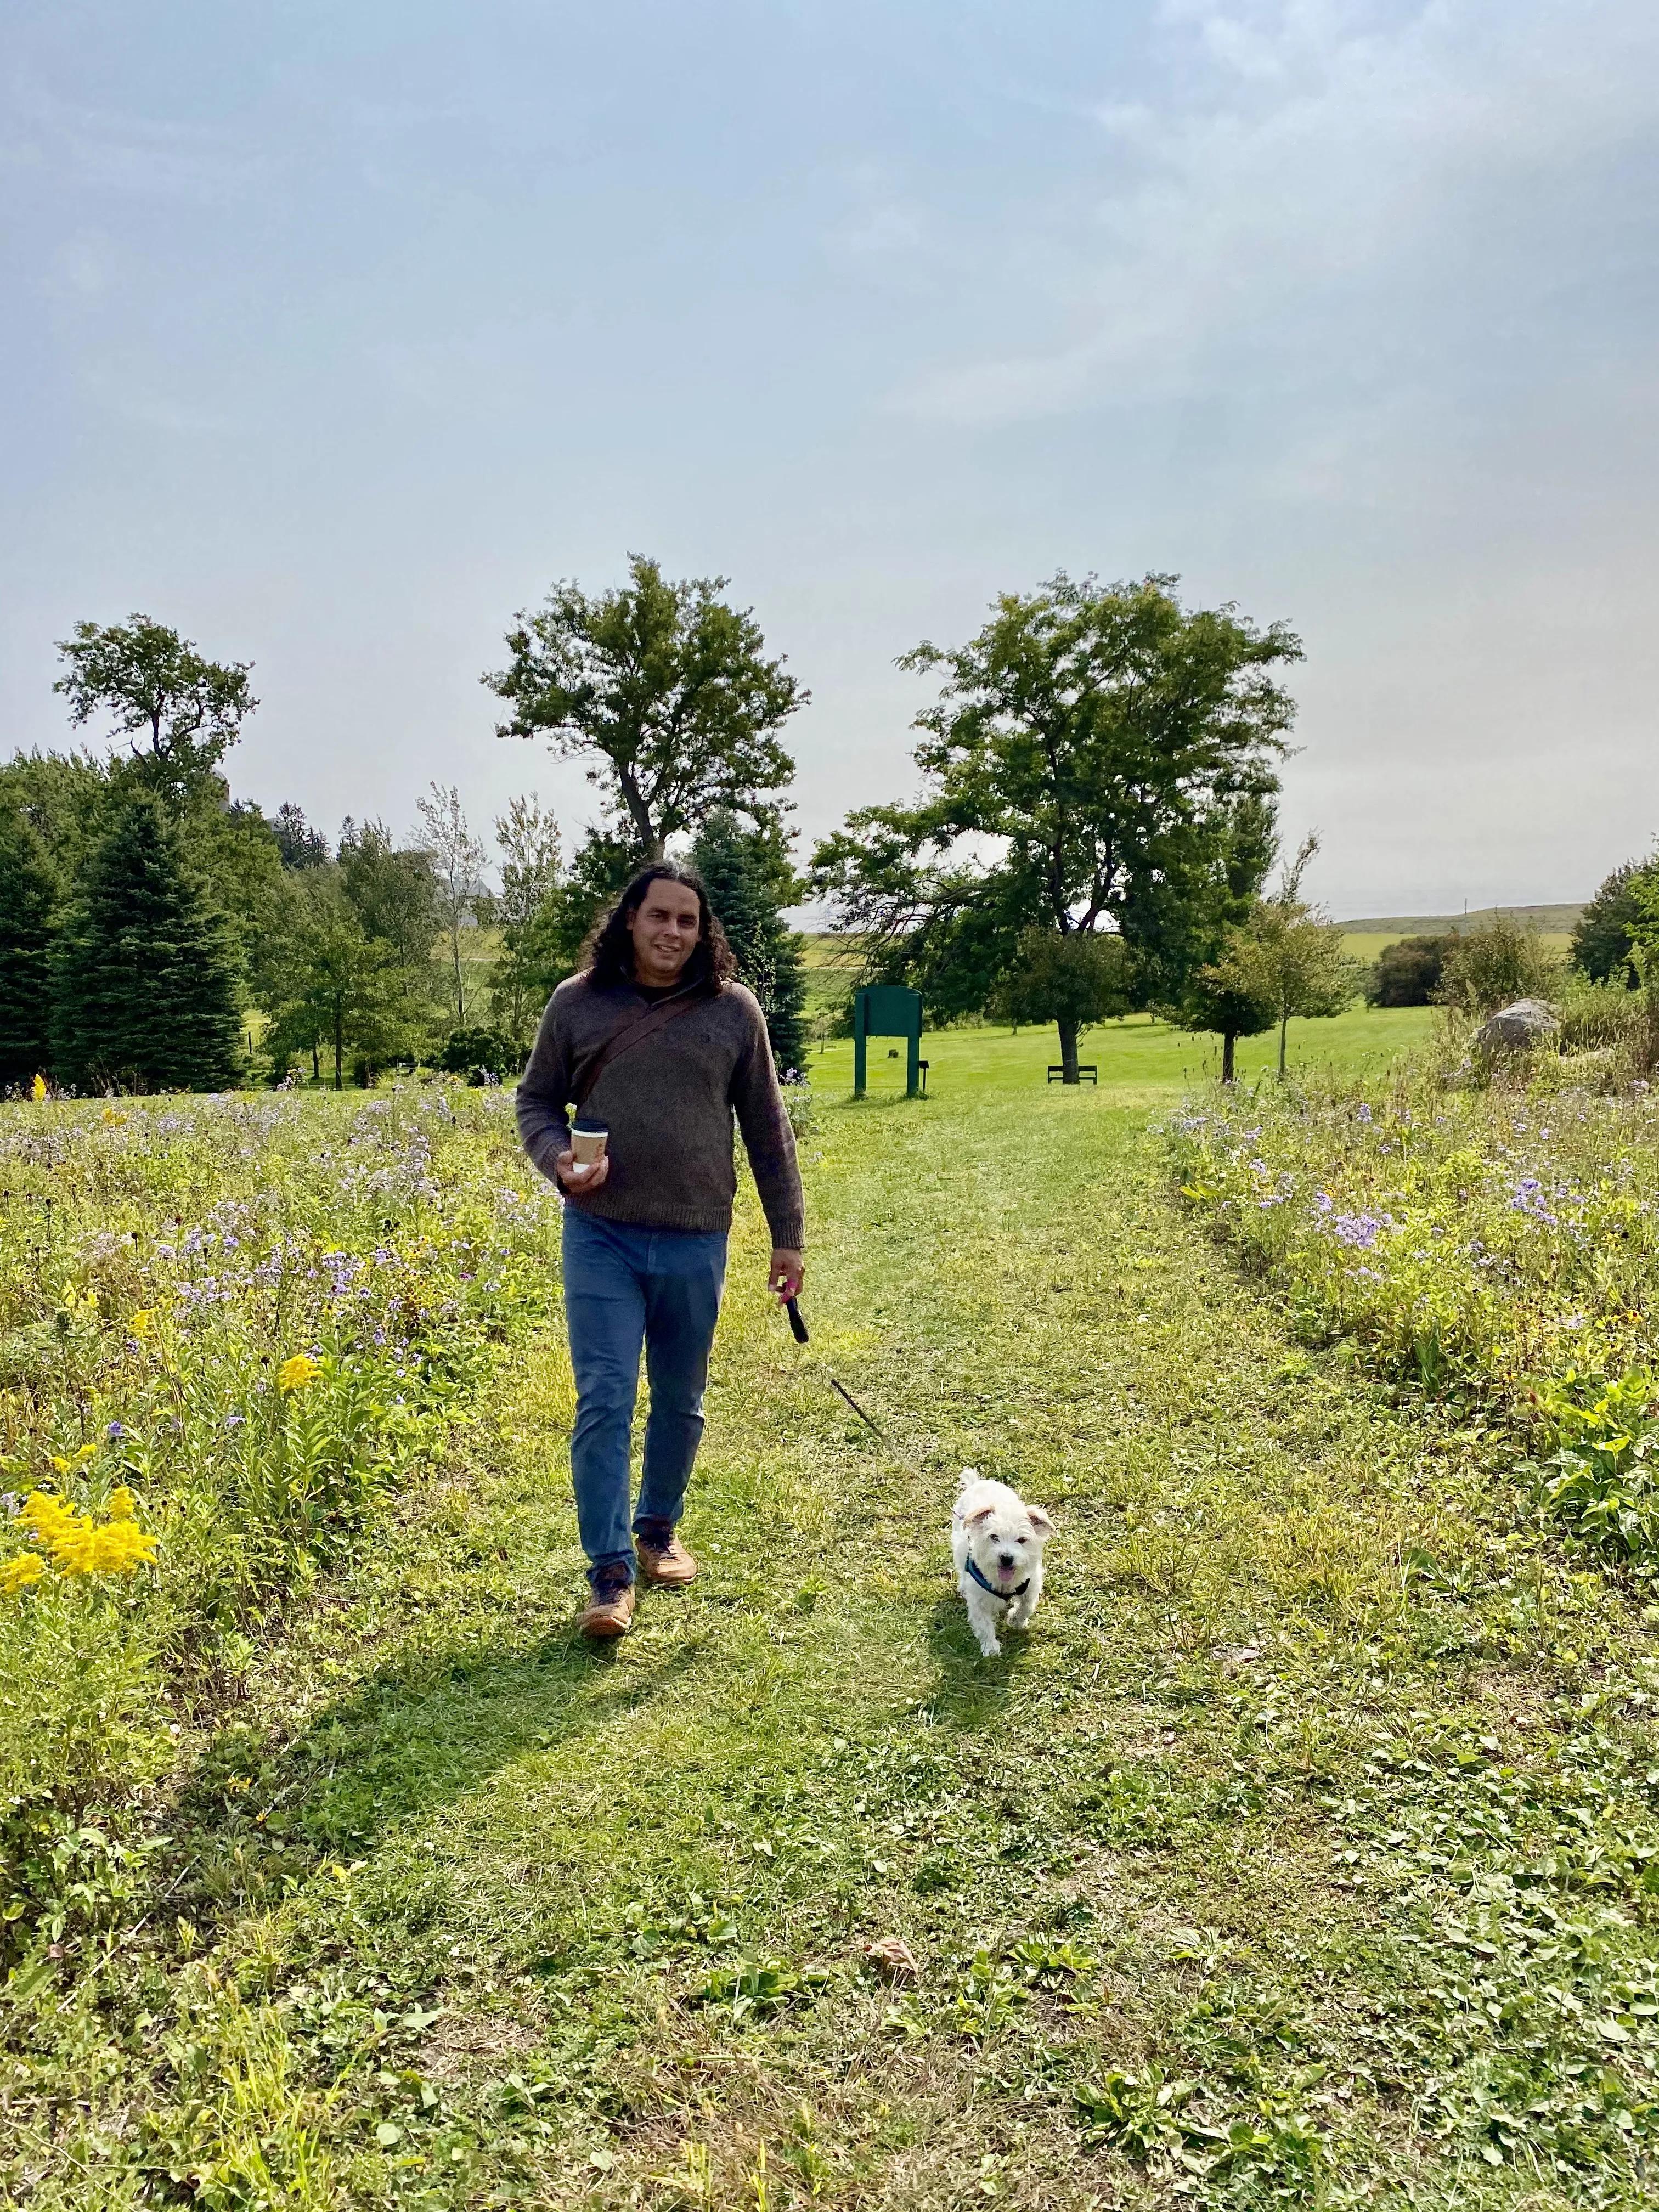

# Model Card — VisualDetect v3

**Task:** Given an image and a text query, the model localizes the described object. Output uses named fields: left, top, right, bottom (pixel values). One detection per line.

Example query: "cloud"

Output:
left=4, top=71, right=264, bottom=204
left=896, top=0, right=1659, bottom=426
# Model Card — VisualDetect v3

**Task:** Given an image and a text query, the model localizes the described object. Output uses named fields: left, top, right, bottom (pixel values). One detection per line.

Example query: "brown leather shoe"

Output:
left=575, top=1580, right=635, bottom=1639
left=635, top=1532, right=698, bottom=1587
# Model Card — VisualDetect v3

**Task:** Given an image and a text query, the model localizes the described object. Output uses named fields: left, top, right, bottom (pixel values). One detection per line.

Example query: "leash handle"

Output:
left=785, top=1296, right=810, bottom=1345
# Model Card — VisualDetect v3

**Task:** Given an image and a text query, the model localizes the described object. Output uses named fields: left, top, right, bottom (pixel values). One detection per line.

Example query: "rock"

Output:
left=1474, top=998, right=1559, bottom=1053
left=862, top=1936, right=919, bottom=1980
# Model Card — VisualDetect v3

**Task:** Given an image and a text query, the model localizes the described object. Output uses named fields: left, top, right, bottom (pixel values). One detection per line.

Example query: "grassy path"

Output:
left=23, top=1082, right=1657, bottom=2207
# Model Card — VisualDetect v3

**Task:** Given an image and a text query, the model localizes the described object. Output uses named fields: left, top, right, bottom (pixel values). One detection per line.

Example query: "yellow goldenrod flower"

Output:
left=101, top=1105, right=128, bottom=1126
left=19, top=1491, right=86, bottom=1568
left=29, top=1074, right=47, bottom=1103
left=277, top=1353, right=322, bottom=1393
left=85, top=1521, right=159, bottom=1573
left=2, top=1554, right=47, bottom=1597
left=16, top=1489, right=156, bottom=1577
left=106, top=1486, right=137, bottom=1520
left=131, top=1309, right=156, bottom=1339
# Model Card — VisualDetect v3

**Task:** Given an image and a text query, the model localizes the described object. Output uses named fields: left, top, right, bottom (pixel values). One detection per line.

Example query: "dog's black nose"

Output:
left=998, top=1551, right=1015, bottom=1568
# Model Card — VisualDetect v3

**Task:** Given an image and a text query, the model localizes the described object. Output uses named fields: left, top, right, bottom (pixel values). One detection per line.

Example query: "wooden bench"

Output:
left=1047, top=1065, right=1098, bottom=1084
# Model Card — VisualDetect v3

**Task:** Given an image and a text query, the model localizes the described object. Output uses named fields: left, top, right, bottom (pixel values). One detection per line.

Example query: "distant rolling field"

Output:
left=1339, top=902, right=1582, bottom=961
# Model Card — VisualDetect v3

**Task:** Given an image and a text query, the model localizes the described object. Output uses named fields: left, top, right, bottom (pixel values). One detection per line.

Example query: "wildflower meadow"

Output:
left=1166, top=1057, right=1659, bottom=1565
left=7, top=1028, right=1659, bottom=2209
left=1, top=1084, right=562, bottom=1979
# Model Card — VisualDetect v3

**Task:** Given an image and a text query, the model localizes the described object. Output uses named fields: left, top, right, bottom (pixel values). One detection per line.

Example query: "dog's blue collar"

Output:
left=965, top=1555, right=1030, bottom=1604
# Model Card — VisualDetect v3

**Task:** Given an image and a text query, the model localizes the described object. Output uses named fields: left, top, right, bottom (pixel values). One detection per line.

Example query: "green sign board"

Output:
left=853, top=985, right=923, bottom=1098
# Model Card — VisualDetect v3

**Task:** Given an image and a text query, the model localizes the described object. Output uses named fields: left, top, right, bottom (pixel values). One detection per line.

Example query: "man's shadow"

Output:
left=170, top=1616, right=707, bottom=1938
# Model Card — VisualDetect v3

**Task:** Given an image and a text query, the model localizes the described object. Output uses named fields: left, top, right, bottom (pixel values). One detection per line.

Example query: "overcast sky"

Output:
left=4, top=1, right=1657, bottom=917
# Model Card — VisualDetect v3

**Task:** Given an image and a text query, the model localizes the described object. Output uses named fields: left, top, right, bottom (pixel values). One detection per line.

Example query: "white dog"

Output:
left=952, top=1468, right=1053, bottom=1657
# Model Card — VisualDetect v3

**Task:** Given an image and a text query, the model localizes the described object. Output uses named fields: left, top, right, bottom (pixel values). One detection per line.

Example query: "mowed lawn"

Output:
left=808, top=1002, right=1437, bottom=1102
left=19, top=1014, right=1654, bottom=2209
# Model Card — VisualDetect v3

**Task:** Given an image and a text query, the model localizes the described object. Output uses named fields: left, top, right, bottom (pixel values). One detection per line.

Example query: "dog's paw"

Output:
left=977, top=1637, right=1002, bottom=1659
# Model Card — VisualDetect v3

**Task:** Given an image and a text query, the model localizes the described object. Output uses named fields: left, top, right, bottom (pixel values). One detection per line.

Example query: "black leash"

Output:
left=784, top=1297, right=885, bottom=1440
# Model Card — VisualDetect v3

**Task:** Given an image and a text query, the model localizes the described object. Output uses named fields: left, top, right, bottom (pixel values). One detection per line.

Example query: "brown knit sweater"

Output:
left=515, top=974, right=806, bottom=1248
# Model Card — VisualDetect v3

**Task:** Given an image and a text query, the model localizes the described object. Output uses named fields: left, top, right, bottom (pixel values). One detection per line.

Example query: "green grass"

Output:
left=1338, top=906, right=1583, bottom=962
left=807, top=1002, right=1437, bottom=1103
left=8, top=1045, right=1658, bottom=2205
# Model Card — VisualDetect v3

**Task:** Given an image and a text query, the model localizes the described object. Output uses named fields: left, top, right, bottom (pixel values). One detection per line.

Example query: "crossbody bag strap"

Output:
left=569, top=988, right=707, bottom=1113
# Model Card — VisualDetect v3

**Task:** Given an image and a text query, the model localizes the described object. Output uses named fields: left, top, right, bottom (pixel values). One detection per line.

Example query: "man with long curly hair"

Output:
left=516, top=859, right=805, bottom=1638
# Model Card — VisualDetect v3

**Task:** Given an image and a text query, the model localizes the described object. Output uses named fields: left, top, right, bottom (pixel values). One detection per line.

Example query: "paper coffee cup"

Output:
left=571, top=1122, right=608, bottom=1169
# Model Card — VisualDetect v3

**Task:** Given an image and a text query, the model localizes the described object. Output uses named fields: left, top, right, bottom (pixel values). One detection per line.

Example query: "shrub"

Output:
left=1554, top=976, right=1652, bottom=1054
left=436, top=1026, right=524, bottom=1083
left=1365, top=934, right=1449, bottom=1008
left=1438, top=915, right=1564, bottom=1016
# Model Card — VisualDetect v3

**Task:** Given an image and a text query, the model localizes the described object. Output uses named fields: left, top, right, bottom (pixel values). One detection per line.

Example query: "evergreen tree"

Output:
left=51, top=794, right=243, bottom=1093
left=0, top=807, right=57, bottom=1090
left=273, top=802, right=330, bottom=869
left=691, top=809, right=809, bottom=1073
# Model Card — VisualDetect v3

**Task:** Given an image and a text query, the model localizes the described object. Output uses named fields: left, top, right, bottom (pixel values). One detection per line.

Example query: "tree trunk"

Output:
left=616, top=763, right=661, bottom=857
left=1221, top=1029, right=1237, bottom=1084
left=310, top=1042, right=320, bottom=1082
left=334, top=1002, right=345, bottom=1091
left=1277, top=1013, right=1289, bottom=1079
left=1056, top=1017, right=1080, bottom=1085
left=452, top=928, right=465, bottom=1024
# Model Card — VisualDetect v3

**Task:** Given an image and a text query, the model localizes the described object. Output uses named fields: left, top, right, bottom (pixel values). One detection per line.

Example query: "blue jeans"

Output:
left=561, top=1210, right=728, bottom=1587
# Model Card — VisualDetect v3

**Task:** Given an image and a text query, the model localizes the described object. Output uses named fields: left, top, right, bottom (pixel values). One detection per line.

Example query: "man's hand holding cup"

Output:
left=556, top=1119, right=610, bottom=1193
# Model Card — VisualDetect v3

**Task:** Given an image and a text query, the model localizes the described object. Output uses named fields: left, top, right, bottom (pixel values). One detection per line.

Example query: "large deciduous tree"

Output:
left=0, top=749, right=112, bottom=885
left=988, top=928, right=1134, bottom=1054
left=1572, top=860, right=1651, bottom=987
left=484, top=554, right=805, bottom=858
left=810, top=572, right=1301, bottom=1082
left=51, top=794, right=243, bottom=1093
left=264, top=877, right=410, bottom=1090
left=53, top=614, right=257, bottom=810
left=337, top=816, right=442, bottom=968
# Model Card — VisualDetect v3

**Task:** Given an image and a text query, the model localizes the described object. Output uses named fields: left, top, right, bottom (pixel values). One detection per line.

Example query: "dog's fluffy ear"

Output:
left=1028, top=1506, right=1055, bottom=1538
left=964, top=1504, right=997, bottom=1527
